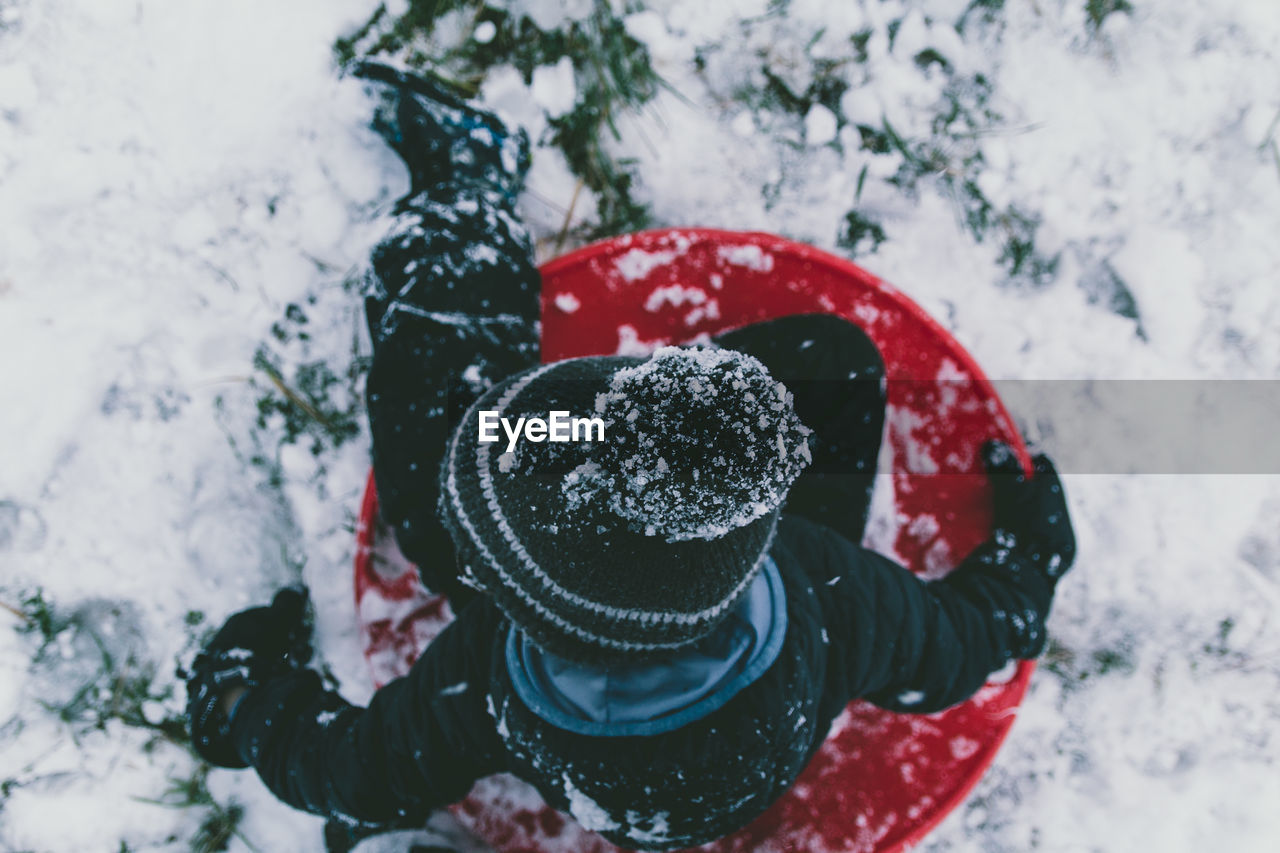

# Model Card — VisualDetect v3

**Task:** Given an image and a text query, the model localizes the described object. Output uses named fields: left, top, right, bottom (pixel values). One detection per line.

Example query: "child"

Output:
left=185, top=64, right=1075, bottom=852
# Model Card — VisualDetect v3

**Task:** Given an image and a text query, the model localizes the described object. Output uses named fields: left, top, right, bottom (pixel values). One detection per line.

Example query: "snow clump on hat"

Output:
left=587, top=345, right=812, bottom=542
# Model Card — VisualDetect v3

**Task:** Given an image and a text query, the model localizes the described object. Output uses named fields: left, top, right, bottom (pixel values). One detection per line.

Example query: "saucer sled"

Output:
left=355, top=228, right=1034, bottom=853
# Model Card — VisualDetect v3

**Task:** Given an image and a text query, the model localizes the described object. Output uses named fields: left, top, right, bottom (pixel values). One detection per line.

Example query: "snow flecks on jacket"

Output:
left=561, top=773, right=621, bottom=833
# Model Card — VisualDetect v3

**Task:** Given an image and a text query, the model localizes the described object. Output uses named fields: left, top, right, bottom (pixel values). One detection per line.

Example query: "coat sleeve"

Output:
left=799, top=516, right=1056, bottom=715
left=228, top=598, right=509, bottom=826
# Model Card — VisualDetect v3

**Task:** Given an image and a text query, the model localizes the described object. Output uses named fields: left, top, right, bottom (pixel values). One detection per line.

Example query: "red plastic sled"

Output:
left=354, top=228, right=1034, bottom=853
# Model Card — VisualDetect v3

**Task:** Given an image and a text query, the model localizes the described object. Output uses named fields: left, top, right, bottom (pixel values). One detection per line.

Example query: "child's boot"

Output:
left=352, top=61, right=531, bottom=204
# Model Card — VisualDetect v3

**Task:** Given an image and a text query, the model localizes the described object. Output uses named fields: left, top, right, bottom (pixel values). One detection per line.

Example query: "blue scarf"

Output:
left=505, top=557, right=788, bottom=737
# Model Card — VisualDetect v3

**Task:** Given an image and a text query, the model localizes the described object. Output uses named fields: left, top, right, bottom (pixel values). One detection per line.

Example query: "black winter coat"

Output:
left=229, top=514, right=1053, bottom=850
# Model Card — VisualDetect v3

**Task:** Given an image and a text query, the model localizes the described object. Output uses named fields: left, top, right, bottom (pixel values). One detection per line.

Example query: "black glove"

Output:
left=185, top=587, right=313, bottom=767
left=982, top=440, right=1076, bottom=583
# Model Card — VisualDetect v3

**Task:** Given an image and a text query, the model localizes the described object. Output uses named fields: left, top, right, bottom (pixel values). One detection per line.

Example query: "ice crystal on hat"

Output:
left=591, top=345, right=812, bottom=541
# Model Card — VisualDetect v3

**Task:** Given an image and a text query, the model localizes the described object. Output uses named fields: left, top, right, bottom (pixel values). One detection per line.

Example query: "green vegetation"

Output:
left=136, top=766, right=253, bottom=853
left=18, top=592, right=188, bottom=746
left=337, top=0, right=665, bottom=238
left=1085, top=0, right=1134, bottom=33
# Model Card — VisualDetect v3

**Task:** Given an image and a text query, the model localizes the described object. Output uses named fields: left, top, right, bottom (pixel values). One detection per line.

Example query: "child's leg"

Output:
left=359, top=65, right=540, bottom=599
left=713, top=314, right=886, bottom=545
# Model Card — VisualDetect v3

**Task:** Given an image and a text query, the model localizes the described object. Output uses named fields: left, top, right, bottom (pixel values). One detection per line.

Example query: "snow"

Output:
left=717, top=244, right=775, bottom=272
left=643, top=283, right=707, bottom=312
left=561, top=773, right=620, bottom=833
left=614, top=323, right=660, bottom=356
left=531, top=57, right=577, bottom=119
left=840, top=86, right=883, bottom=129
left=804, top=104, right=839, bottom=146
left=624, top=808, right=672, bottom=846
left=553, top=292, right=581, bottom=313
left=949, top=735, right=980, bottom=761
left=587, top=346, right=812, bottom=541
left=614, top=247, right=679, bottom=282
left=514, top=0, right=595, bottom=33
left=1, top=0, right=1279, bottom=851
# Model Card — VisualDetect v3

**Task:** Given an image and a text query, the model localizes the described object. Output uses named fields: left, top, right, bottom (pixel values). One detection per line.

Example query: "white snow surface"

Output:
left=804, top=103, right=839, bottom=146
left=1, top=1, right=1279, bottom=852
left=531, top=56, right=577, bottom=119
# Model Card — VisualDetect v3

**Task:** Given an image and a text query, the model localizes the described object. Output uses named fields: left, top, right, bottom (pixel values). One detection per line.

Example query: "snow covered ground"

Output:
left=2, top=0, right=1279, bottom=851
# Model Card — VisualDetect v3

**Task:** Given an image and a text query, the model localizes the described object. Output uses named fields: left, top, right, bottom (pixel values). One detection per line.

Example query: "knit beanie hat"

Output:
left=439, top=345, right=812, bottom=664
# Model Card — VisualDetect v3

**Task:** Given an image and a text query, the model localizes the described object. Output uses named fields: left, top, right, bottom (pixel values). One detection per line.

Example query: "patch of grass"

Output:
left=17, top=587, right=55, bottom=640
left=914, top=48, right=951, bottom=72
left=136, top=766, right=255, bottom=853
left=213, top=284, right=368, bottom=526
left=856, top=69, right=1062, bottom=283
left=9, top=590, right=238, bottom=851
left=996, top=207, right=1060, bottom=286
left=1043, top=633, right=1138, bottom=689
left=1196, top=617, right=1252, bottom=669
left=194, top=804, right=247, bottom=853
left=252, top=351, right=365, bottom=455
left=1085, top=0, right=1134, bottom=33
left=731, top=5, right=1060, bottom=281
left=958, top=0, right=1006, bottom=35
left=1090, top=646, right=1136, bottom=677
left=839, top=209, right=887, bottom=257
left=337, top=0, right=665, bottom=238
left=23, top=593, right=189, bottom=748
left=250, top=292, right=369, bottom=468
left=1080, top=260, right=1146, bottom=338
left=0, top=776, right=18, bottom=822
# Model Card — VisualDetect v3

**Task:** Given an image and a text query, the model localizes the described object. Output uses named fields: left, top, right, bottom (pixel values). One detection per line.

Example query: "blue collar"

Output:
left=506, top=557, right=788, bottom=737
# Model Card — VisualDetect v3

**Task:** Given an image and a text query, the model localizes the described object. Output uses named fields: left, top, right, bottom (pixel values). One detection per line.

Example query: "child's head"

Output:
left=440, top=346, right=811, bottom=663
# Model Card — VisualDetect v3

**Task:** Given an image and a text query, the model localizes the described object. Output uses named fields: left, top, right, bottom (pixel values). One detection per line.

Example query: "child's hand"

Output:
left=202, top=586, right=313, bottom=673
left=184, top=587, right=313, bottom=767
left=981, top=441, right=1077, bottom=582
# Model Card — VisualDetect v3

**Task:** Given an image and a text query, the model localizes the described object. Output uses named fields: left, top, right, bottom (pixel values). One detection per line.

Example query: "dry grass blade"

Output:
left=256, top=360, right=337, bottom=429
